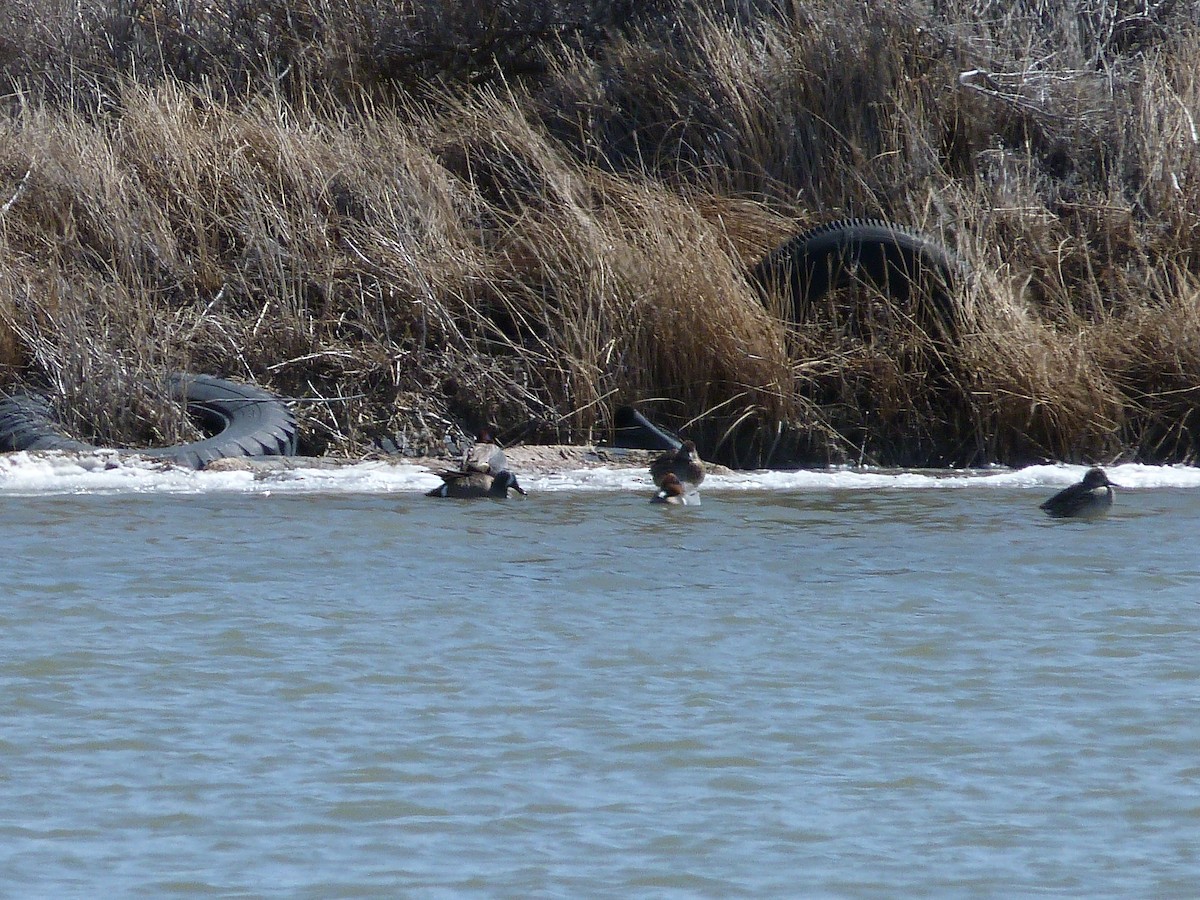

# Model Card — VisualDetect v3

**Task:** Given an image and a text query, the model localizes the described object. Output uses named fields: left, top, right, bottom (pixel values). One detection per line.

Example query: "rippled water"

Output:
left=2, top=456, right=1199, bottom=896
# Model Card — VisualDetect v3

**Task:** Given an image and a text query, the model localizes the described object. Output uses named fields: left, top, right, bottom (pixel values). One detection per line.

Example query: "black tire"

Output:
left=613, top=405, right=683, bottom=451
left=750, top=218, right=963, bottom=338
left=0, top=373, right=298, bottom=469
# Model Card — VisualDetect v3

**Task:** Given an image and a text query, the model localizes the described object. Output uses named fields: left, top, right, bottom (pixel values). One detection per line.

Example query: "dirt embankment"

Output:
left=204, top=445, right=732, bottom=478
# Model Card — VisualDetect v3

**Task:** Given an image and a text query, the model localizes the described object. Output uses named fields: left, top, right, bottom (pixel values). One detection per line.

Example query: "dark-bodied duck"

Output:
left=462, top=424, right=507, bottom=475
left=1039, top=467, right=1116, bottom=519
left=649, top=440, right=705, bottom=493
left=651, top=472, right=700, bottom=506
left=426, top=469, right=527, bottom=499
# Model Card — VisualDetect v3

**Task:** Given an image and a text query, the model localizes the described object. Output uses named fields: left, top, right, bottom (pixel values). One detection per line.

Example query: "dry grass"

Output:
left=0, top=0, right=1198, bottom=466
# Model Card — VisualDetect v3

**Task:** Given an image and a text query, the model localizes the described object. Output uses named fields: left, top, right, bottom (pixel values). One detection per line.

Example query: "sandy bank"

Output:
left=202, top=445, right=731, bottom=477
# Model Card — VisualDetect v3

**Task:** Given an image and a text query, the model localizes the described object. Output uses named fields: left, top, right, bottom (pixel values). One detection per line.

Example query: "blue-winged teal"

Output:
left=426, top=468, right=527, bottom=499
left=649, top=440, right=705, bottom=492
left=651, top=472, right=700, bottom=505
left=1039, top=467, right=1116, bottom=519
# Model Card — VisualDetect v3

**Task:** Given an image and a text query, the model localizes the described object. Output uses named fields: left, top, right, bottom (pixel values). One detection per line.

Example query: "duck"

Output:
left=649, top=440, right=705, bottom=493
left=1039, top=467, right=1116, bottom=519
left=461, top=424, right=507, bottom=475
left=651, top=472, right=700, bottom=506
left=426, top=468, right=527, bottom=499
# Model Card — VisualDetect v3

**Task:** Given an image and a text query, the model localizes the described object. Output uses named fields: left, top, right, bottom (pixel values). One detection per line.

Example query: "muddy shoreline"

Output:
left=204, top=445, right=706, bottom=476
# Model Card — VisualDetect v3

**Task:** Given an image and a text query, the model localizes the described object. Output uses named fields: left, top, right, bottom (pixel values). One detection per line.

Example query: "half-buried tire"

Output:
left=613, top=405, right=683, bottom=452
left=0, top=373, right=298, bottom=469
left=750, top=218, right=963, bottom=339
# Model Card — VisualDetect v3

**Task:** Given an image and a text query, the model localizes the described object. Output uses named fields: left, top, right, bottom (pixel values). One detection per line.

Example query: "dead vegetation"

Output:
left=0, top=0, right=1198, bottom=467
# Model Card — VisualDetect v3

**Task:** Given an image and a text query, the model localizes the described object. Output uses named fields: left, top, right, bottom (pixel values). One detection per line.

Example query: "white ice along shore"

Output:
left=0, top=448, right=1198, bottom=497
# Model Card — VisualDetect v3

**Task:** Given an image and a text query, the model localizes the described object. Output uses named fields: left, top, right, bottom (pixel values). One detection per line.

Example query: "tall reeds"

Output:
left=0, top=0, right=1197, bottom=465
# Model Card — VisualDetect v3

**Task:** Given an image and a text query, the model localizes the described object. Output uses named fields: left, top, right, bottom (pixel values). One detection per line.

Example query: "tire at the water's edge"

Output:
left=0, top=373, right=298, bottom=469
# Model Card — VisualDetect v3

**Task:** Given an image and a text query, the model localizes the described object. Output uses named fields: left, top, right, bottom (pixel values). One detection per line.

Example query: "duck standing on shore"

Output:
left=649, top=440, right=705, bottom=503
left=462, top=424, right=507, bottom=475
left=1039, top=467, right=1116, bottom=519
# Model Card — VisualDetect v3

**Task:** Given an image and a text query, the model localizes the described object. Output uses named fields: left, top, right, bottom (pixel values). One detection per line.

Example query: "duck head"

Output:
left=491, top=470, right=527, bottom=497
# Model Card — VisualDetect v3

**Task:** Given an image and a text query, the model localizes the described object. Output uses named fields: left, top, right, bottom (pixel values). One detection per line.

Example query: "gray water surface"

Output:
left=2, top=488, right=1198, bottom=896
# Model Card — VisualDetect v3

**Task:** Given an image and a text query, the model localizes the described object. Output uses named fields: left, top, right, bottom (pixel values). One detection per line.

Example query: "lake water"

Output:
left=2, top=453, right=1199, bottom=897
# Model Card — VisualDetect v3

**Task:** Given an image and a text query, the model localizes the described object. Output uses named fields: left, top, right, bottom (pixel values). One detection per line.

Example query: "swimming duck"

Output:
left=426, top=468, right=527, bottom=499
left=651, top=472, right=700, bottom=506
left=461, top=424, right=507, bottom=475
left=649, top=440, right=705, bottom=493
left=1039, top=467, right=1116, bottom=519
